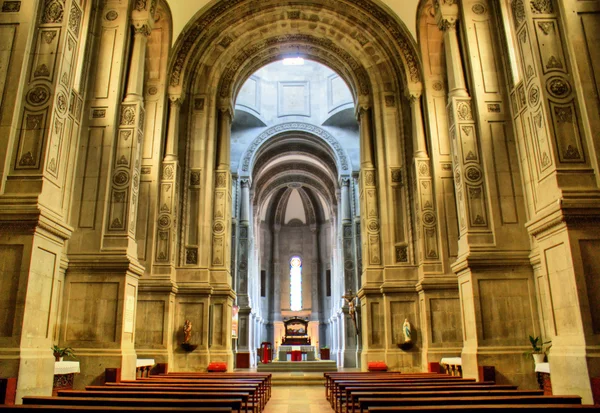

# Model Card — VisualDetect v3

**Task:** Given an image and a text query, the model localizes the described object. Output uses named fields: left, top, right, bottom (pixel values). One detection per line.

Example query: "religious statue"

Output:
left=342, top=290, right=359, bottom=335
left=183, top=319, right=192, bottom=344
left=403, top=319, right=411, bottom=343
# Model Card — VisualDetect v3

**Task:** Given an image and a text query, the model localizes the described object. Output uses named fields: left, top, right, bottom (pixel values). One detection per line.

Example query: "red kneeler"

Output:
left=207, top=362, right=227, bottom=372
left=368, top=361, right=388, bottom=371
left=291, top=350, right=302, bottom=361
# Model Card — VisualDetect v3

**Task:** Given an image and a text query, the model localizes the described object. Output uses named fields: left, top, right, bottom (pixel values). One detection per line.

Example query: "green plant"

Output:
left=321, top=346, right=329, bottom=349
left=51, top=345, right=76, bottom=360
left=526, top=335, right=551, bottom=357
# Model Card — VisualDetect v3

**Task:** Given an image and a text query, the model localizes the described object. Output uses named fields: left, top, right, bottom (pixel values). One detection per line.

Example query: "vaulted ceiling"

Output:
left=165, top=0, right=420, bottom=44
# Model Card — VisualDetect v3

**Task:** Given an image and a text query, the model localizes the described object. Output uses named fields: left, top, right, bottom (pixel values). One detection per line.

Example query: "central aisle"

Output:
left=263, top=385, right=334, bottom=413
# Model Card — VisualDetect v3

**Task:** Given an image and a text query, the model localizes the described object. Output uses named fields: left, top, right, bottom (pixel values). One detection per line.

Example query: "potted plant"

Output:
left=320, top=346, right=330, bottom=360
left=526, top=335, right=551, bottom=364
left=51, top=345, right=75, bottom=362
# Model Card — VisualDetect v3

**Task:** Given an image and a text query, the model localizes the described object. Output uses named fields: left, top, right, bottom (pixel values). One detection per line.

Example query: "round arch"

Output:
left=238, top=122, right=353, bottom=177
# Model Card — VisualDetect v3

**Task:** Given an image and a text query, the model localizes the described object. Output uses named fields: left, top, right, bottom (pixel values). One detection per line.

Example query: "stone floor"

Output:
left=264, top=385, right=333, bottom=413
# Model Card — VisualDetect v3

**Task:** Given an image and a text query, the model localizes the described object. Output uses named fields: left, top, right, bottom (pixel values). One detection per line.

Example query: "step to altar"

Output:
left=269, top=371, right=328, bottom=386
left=256, top=360, right=337, bottom=374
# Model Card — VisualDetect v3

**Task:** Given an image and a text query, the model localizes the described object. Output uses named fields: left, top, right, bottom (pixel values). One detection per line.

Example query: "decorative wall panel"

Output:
left=66, top=282, right=119, bottom=342
left=0, top=245, right=23, bottom=337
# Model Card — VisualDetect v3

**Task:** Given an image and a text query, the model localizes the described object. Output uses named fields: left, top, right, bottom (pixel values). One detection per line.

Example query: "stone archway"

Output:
left=159, top=0, right=436, bottom=371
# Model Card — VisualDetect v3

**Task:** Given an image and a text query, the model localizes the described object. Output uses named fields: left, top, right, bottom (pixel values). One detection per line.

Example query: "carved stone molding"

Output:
left=240, top=122, right=350, bottom=173
left=169, top=0, right=421, bottom=90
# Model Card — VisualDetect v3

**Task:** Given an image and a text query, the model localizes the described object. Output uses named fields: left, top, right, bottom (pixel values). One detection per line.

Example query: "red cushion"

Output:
left=207, top=362, right=227, bottom=372
left=367, top=361, right=388, bottom=371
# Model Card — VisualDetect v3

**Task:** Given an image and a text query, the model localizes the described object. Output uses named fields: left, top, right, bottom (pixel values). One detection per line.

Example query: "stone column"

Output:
left=408, top=93, right=441, bottom=272
left=153, top=96, right=182, bottom=276
left=236, top=179, right=251, bottom=356
left=0, top=0, right=88, bottom=399
left=310, top=225, right=320, bottom=321
left=508, top=0, right=600, bottom=401
left=436, top=0, right=536, bottom=387
left=208, top=102, right=234, bottom=370
left=240, top=179, right=250, bottom=226
left=66, top=2, right=155, bottom=387
left=272, top=224, right=282, bottom=320
left=356, top=101, right=385, bottom=369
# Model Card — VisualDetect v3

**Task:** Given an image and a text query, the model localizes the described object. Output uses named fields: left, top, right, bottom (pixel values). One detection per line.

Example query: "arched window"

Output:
left=290, top=256, right=302, bottom=311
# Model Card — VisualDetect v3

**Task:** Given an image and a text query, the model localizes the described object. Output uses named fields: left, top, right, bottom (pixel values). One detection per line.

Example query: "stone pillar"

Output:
left=436, top=0, right=536, bottom=387
left=208, top=102, right=234, bottom=370
left=65, top=1, right=156, bottom=387
left=153, top=96, right=182, bottom=276
left=507, top=0, right=600, bottom=401
left=310, top=225, right=320, bottom=321
left=236, top=179, right=250, bottom=354
left=356, top=101, right=385, bottom=370
left=240, top=179, right=250, bottom=226
left=272, top=225, right=282, bottom=321
left=0, top=0, right=88, bottom=400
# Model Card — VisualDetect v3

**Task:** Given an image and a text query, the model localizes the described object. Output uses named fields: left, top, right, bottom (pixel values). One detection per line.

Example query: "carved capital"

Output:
left=169, top=95, right=183, bottom=108
left=437, top=17, right=457, bottom=32
left=133, top=22, right=152, bottom=36
left=240, top=178, right=250, bottom=189
left=408, top=93, right=422, bottom=105
left=340, top=177, right=351, bottom=187
left=434, top=0, right=459, bottom=32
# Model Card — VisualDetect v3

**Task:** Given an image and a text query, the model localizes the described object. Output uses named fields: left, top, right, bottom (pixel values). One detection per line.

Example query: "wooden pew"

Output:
left=87, top=385, right=261, bottom=413
left=0, top=406, right=232, bottom=412
left=22, top=396, right=244, bottom=413
left=332, top=380, right=504, bottom=412
left=346, top=389, right=545, bottom=413
left=149, top=373, right=272, bottom=400
left=357, top=395, right=582, bottom=413
left=57, top=390, right=252, bottom=413
left=366, top=405, right=600, bottom=412
left=328, top=374, right=474, bottom=406
left=131, top=377, right=268, bottom=405
left=106, top=381, right=263, bottom=403
left=324, top=373, right=443, bottom=400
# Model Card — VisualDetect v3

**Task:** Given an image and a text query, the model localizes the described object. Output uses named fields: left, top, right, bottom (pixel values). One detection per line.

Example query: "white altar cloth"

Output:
left=54, top=361, right=80, bottom=375
left=535, top=362, right=550, bottom=374
left=440, top=357, right=462, bottom=366
left=136, top=358, right=155, bottom=368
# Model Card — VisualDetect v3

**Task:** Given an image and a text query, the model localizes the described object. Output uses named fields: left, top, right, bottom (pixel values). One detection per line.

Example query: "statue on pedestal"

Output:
left=403, top=319, right=412, bottom=343
left=183, top=320, right=192, bottom=344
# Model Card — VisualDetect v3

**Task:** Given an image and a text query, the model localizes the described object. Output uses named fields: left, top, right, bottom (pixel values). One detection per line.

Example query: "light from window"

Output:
left=283, top=57, right=305, bottom=66
left=290, top=256, right=302, bottom=311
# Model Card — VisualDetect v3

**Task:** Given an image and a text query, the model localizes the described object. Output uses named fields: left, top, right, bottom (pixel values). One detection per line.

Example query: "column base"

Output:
left=548, top=347, right=596, bottom=404
left=73, top=348, right=137, bottom=389
left=461, top=346, right=538, bottom=389
left=14, top=349, right=55, bottom=403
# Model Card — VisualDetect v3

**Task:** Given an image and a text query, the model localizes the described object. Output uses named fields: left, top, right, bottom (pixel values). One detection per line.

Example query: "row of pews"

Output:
left=325, top=371, right=600, bottom=413
left=0, top=371, right=271, bottom=413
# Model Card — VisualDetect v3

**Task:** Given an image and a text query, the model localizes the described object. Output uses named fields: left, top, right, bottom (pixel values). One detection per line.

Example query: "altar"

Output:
left=278, top=345, right=316, bottom=361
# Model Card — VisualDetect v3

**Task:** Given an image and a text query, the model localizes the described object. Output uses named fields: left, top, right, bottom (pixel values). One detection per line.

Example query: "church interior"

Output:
left=1, top=0, right=600, bottom=407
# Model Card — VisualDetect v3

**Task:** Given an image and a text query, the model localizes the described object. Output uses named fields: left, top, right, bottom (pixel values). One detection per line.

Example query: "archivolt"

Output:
left=239, top=122, right=352, bottom=176
left=169, top=0, right=422, bottom=98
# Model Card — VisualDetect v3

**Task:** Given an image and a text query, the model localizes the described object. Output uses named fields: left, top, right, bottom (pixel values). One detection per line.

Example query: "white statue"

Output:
left=403, top=319, right=411, bottom=343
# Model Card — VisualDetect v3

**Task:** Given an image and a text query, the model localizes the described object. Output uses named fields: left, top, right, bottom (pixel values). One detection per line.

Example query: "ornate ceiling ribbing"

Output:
left=169, top=0, right=421, bottom=98
left=252, top=145, right=338, bottom=183
left=239, top=122, right=351, bottom=176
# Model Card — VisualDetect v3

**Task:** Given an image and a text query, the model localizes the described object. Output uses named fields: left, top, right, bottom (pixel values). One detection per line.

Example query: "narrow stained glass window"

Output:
left=290, top=256, right=302, bottom=311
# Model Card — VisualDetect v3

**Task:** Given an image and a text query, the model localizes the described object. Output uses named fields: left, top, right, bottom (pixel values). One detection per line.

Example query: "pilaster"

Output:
left=437, top=0, right=537, bottom=387
left=509, top=0, right=600, bottom=402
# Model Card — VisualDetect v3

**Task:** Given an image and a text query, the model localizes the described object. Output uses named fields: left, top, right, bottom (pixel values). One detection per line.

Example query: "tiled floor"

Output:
left=264, top=385, right=333, bottom=413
